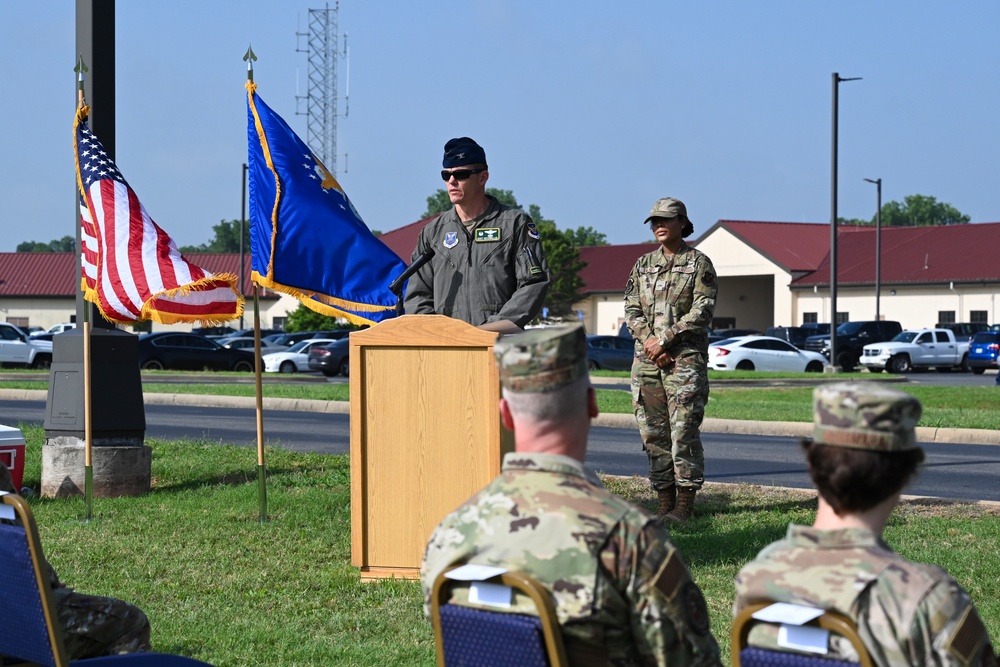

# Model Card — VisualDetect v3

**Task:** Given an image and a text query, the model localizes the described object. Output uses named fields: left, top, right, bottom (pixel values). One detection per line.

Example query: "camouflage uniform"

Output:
left=734, top=524, right=997, bottom=666
left=733, top=383, right=998, bottom=667
left=420, top=325, right=721, bottom=666
left=624, top=241, right=717, bottom=490
left=404, top=195, right=549, bottom=328
left=0, top=462, right=152, bottom=659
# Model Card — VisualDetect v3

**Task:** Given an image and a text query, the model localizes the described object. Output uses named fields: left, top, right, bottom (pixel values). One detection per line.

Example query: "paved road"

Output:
left=4, top=399, right=998, bottom=502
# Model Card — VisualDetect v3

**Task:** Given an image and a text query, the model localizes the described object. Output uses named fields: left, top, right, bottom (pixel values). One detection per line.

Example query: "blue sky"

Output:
left=3, top=1, right=998, bottom=252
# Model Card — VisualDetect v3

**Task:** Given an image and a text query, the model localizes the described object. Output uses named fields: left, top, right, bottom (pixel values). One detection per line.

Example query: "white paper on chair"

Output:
left=444, top=564, right=508, bottom=581
left=468, top=582, right=513, bottom=609
left=751, top=602, right=824, bottom=625
left=778, top=624, right=829, bottom=655
left=0, top=502, right=14, bottom=521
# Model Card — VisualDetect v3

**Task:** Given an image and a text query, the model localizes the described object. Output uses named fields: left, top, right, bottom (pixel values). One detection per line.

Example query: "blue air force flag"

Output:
left=246, top=83, right=405, bottom=325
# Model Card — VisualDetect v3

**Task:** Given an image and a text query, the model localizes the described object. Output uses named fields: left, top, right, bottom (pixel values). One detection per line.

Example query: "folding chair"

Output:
left=731, top=602, right=874, bottom=667
left=430, top=567, right=567, bottom=667
left=0, top=493, right=214, bottom=667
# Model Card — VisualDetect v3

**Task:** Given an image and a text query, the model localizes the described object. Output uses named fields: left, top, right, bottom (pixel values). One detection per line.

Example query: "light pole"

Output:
left=240, top=163, right=248, bottom=330
left=863, top=177, right=882, bottom=321
left=830, top=72, right=861, bottom=370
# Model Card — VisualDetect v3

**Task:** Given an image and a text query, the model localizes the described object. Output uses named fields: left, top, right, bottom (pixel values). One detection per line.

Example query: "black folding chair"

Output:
left=0, top=493, right=214, bottom=667
left=731, top=602, right=874, bottom=667
left=430, top=567, right=567, bottom=667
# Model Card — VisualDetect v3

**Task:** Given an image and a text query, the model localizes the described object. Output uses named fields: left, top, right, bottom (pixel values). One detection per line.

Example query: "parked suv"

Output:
left=765, top=326, right=812, bottom=350
left=804, top=320, right=903, bottom=371
left=968, top=331, right=1000, bottom=375
left=935, top=322, right=991, bottom=342
left=0, top=322, right=53, bottom=368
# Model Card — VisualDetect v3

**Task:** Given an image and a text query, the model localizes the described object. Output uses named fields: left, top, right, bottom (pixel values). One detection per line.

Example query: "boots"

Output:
left=664, top=487, right=697, bottom=523
left=655, top=485, right=676, bottom=516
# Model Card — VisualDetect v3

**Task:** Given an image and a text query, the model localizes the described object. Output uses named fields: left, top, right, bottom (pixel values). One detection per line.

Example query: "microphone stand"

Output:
left=389, top=249, right=435, bottom=316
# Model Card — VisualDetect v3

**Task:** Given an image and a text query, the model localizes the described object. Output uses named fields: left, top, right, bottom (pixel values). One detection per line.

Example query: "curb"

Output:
left=3, top=388, right=998, bottom=444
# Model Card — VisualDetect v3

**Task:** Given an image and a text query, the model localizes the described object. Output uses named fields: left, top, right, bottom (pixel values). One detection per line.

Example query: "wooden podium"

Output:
left=349, top=315, right=514, bottom=580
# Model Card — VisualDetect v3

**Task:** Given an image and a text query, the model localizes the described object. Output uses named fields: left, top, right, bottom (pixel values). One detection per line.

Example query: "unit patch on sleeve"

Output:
left=475, top=228, right=501, bottom=243
left=526, top=222, right=540, bottom=240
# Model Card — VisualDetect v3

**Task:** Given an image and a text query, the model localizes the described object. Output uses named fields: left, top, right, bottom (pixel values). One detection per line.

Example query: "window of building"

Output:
left=6, top=317, right=29, bottom=328
left=836, top=312, right=849, bottom=324
left=273, top=316, right=287, bottom=331
left=802, top=312, right=818, bottom=324
left=938, top=311, right=956, bottom=324
left=970, top=311, right=988, bottom=324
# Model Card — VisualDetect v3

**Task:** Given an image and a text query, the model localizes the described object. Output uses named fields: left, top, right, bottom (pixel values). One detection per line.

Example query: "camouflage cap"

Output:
left=643, top=197, right=688, bottom=224
left=812, top=382, right=922, bottom=451
left=494, top=324, right=588, bottom=393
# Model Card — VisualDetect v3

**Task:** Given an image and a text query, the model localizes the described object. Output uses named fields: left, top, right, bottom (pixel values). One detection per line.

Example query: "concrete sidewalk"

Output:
left=3, top=388, right=999, bottom=445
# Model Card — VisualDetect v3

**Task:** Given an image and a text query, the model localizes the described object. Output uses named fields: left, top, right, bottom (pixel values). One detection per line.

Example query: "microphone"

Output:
left=389, top=249, right=435, bottom=296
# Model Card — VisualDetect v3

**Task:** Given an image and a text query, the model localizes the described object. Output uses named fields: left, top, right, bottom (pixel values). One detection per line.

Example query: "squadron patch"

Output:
left=526, top=222, right=540, bottom=240
left=625, top=277, right=635, bottom=294
left=702, top=271, right=716, bottom=287
left=443, top=231, right=459, bottom=249
left=682, top=582, right=711, bottom=636
left=475, top=228, right=501, bottom=243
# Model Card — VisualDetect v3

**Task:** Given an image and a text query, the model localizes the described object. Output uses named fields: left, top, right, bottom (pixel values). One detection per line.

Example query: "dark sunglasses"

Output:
left=441, top=167, right=486, bottom=182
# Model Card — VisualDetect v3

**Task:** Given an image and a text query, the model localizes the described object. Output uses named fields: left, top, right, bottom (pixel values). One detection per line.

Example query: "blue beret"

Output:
left=443, top=137, right=487, bottom=168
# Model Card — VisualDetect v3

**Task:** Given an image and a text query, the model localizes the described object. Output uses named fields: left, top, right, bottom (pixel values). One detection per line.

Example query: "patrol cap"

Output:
left=812, top=382, right=922, bottom=452
left=494, top=324, right=588, bottom=393
left=643, top=197, right=688, bottom=224
left=443, top=137, right=487, bottom=168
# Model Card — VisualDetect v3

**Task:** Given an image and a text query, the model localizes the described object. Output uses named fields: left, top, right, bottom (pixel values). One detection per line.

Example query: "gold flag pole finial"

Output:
left=243, top=44, right=258, bottom=82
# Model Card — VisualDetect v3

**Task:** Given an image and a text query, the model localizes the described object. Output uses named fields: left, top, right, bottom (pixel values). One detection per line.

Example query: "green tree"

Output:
left=563, top=226, right=608, bottom=247
left=179, top=219, right=251, bottom=253
left=842, top=195, right=970, bottom=228
left=880, top=195, right=970, bottom=227
left=283, top=303, right=344, bottom=332
left=16, top=236, right=76, bottom=252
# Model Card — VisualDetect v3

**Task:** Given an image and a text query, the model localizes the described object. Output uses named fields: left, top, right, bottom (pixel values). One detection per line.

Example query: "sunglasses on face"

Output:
left=441, top=167, right=486, bottom=182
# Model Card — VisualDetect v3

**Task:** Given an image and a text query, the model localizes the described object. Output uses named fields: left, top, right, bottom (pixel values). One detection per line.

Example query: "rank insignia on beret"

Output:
left=475, top=228, right=501, bottom=243
left=702, top=271, right=716, bottom=287
left=527, top=222, right=540, bottom=240
left=443, top=231, right=459, bottom=249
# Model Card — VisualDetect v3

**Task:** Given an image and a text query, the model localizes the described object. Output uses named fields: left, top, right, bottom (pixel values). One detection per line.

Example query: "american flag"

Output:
left=75, top=107, right=243, bottom=324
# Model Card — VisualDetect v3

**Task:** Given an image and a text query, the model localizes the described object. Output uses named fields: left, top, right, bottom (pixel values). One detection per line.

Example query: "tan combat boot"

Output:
left=664, top=487, right=697, bottom=523
left=655, top=485, right=676, bottom=516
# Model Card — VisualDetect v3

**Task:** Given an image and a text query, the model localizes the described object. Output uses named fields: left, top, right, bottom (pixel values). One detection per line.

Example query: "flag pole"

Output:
left=254, top=286, right=266, bottom=523
left=76, top=55, right=95, bottom=522
left=244, top=44, right=266, bottom=523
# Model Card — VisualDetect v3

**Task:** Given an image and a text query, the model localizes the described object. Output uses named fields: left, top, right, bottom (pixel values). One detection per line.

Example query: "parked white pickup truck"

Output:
left=860, top=328, right=970, bottom=373
left=0, top=322, right=53, bottom=369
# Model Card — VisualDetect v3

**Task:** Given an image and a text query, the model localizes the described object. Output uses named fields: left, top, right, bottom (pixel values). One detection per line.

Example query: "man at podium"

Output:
left=420, top=325, right=721, bottom=666
left=404, top=137, right=549, bottom=334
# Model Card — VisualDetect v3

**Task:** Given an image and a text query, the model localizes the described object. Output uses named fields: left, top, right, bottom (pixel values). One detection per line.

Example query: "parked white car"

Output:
left=262, top=338, right=340, bottom=373
left=30, top=322, right=75, bottom=337
left=218, top=336, right=286, bottom=356
left=0, top=323, right=53, bottom=368
left=860, top=328, right=970, bottom=373
left=708, top=335, right=827, bottom=372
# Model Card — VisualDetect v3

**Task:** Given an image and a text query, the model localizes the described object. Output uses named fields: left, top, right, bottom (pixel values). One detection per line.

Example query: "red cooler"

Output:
left=0, top=424, right=26, bottom=491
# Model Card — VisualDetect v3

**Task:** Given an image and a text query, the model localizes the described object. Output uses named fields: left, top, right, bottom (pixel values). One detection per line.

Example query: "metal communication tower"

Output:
left=296, top=3, right=349, bottom=177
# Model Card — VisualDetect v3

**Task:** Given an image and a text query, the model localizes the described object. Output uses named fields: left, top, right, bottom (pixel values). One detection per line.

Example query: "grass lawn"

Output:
left=3, top=374, right=999, bottom=430
left=11, top=424, right=1000, bottom=666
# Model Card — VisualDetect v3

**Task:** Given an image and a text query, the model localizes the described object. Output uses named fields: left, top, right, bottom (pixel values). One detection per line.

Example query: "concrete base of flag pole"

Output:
left=41, top=438, right=151, bottom=498
left=41, top=329, right=148, bottom=499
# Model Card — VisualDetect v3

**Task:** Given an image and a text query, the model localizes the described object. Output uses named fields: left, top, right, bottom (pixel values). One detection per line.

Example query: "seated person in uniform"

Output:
left=1, top=462, right=152, bottom=659
left=733, top=383, right=997, bottom=666
left=421, top=324, right=722, bottom=666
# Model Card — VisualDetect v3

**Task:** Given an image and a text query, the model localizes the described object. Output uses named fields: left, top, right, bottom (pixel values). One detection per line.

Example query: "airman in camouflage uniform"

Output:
left=1, top=462, right=152, bottom=659
left=421, top=325, right=722, bottom=666
left=624, top=198, right=717, bottom=522
left=733, top=383, right=998, bottom=667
